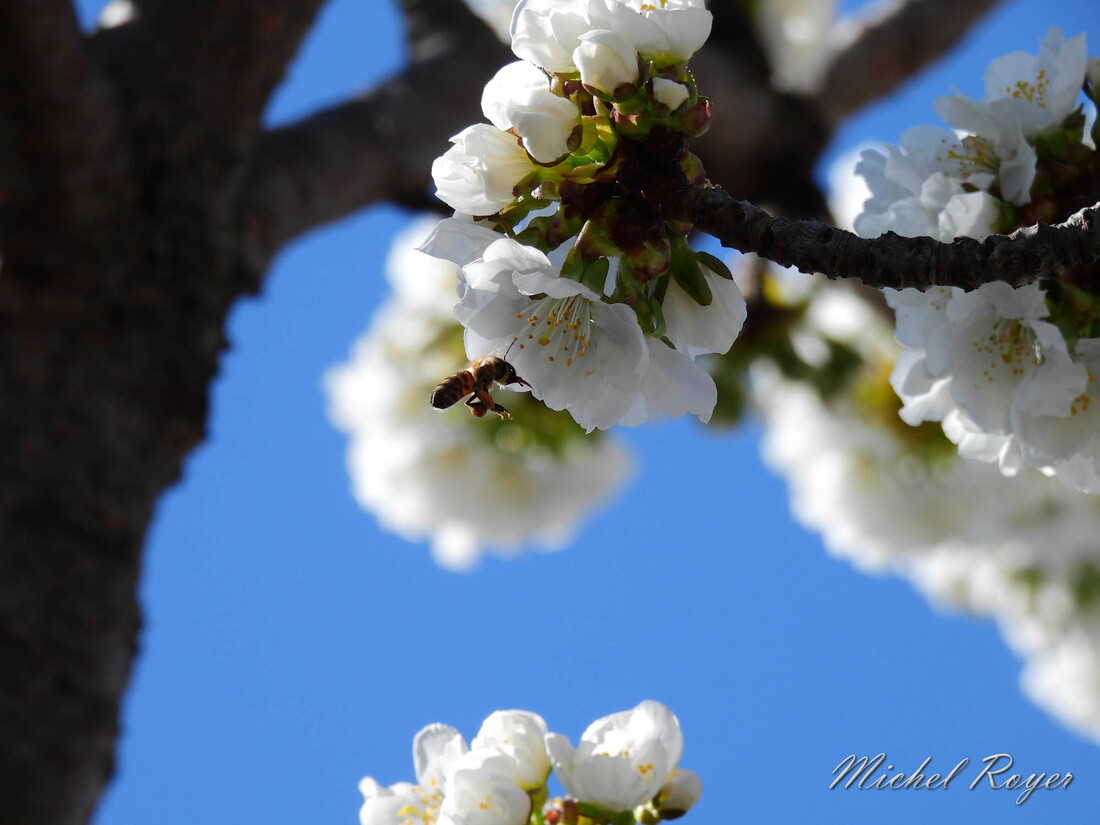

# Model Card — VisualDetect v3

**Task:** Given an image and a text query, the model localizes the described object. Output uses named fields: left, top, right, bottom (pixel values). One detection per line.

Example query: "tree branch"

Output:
left=93, top=0, right=327, bottom=152
left=235, top=0, right=511, bottom=272
left=0, top=0, right=133, bottom=248
left=673, top=183, right=1100, bottom=290
left=818, top=0, right=1003, bottom=124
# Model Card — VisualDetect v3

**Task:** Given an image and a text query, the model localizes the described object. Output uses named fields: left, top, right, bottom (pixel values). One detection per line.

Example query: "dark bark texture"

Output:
left=2, top=1, right=1091, bottom=824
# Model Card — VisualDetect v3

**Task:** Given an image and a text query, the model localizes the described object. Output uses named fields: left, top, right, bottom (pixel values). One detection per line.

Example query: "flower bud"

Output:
left=653, top=770, right=703, bottom=819
left=574, top=30, right=640, bottom=98
left=651, top=77, right=690, bottom=111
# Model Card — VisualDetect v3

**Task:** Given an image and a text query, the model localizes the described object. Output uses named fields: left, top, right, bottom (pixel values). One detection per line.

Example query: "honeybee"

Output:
left=430, top=356, right=532, bottom=420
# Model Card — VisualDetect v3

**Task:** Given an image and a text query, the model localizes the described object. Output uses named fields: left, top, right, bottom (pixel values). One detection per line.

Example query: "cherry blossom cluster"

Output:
left=853, top=28, right=1100, bottom=494
left=326, top=218, right=633, bottom=571
left=358, top=702, right=702, bottom=825
left=754, top=270, right=1100, bottom=742
left=427, top=0, right=746, bottom=432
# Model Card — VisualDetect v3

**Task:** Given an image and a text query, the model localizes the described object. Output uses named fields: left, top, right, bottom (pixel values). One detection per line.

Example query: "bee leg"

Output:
left=464, top=397, right=489, bottom=417
left=488, top=403, right=513, bottom=421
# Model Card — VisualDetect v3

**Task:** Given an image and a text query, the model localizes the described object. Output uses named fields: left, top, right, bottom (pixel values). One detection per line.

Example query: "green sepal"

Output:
left=579, top=256, right=610, bottom=295
left=629, top=240, right=671, bottom=281
left=634, top=296, right=667, bottom=339
left=679, top=151, right=706, bottom=185
left=559, top=246, right=586, bottom=282
left=1072, top=562, right=1100, bottom=611
left=514, top=208, right=584, bottom=251
left=497, top=194, right=554, bottom=233
left=573, top=803, right=610, bottom=822
left=696, top=250, right=733, bottom=280
left=576, top=218, right=622, bottom=260
left=668, top=236, right=711, bottom=306
left=574, top=115, right=601, bottom=156
left=1034, top=123, right=1071, bottom=163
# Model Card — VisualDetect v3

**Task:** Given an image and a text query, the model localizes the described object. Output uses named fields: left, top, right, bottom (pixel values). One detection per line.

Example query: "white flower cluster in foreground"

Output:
left=759, top=281, right=1100, bottom=742
left=359, top=702, right=702, bottom=825
left=326, top=218, right=633, bottom=571
left=422, top=219, right=744, bottom=432
left=427, top=0, right=747, bottom=432
left=852, top=28, right=1100, bottom=494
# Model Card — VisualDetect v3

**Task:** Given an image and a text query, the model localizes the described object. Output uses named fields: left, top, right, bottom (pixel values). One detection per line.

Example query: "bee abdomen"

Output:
left=430, top=373, right=474, bottom=409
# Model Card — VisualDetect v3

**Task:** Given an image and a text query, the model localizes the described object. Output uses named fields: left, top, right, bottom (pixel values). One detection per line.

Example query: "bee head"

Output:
left=501, top=361, right=531, bottom=388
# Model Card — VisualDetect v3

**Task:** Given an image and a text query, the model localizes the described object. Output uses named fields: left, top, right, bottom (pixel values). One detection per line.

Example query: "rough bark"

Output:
left=0, top=4, right=324, bottom=824
left=675, top=185, right=1100, bottom=290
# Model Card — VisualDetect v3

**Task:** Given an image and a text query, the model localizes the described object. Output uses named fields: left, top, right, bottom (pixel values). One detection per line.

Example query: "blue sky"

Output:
left=68, top=1, right=1100, bottom=823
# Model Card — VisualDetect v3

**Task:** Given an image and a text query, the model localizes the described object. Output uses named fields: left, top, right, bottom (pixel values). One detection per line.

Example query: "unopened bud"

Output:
left=651, top=77, right=690, bottom=112
left=575, top=30, right=640, bottom=98
left=654, top=770, right=703, bottom=819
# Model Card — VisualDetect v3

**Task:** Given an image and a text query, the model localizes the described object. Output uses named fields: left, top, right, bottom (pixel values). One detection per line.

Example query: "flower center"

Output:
left=942, top=135, right=997, bottom=179
left=397, top=781, right=443, bottom=825
left=514, top=295, right=592, bottom=367
left=972, top=319, right=1040, bottom=381
left=1005, top=68, right=1049, bottom=107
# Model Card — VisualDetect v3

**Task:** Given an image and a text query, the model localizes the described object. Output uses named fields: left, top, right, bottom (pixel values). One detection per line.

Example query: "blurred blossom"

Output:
left=462, top=0, right=521, bottom=43
left=326, top=217, right=634, bottom=571
left=756, top=280, right=1100, bottom=743
left=825, top=143, right=873, bottom=231
left=752, top=0, right=837, bottom=93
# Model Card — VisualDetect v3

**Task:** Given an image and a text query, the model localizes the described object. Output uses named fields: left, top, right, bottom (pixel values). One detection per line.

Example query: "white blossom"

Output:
left=574, top=30, right=640, bottom=96
left=447, top=236, right=650, bottom=431
left=933, top=27, right=1088, bottom=204
left=1020, top=631, right=1100, bottom=743
left=650, top=77, right=689, bottom=111
left=437, top=750, right=532, bottom=825
left=662, top=265, right=747, bottom=358
left=853, top=125, right=1000, bottom=241
left=1088, top=56, right=1100, bottom=91
left=432, top=125, right=534, bottom=215
left=651, top=769, right=703, bottom=819
left=1012, top=337, right=1100, bottom=494
left=618, top=338, right=716, bottom=426
left=757, top=281, right=1100, bottom=744
left=358, top=723, right=468, bottom=825
left=885, top=282, right=1089, bottom=477
left=482, top=61, right=581, bottom=163
left=510, top=0, right=595, bottom=74
left=326, top=217, right=635, bottom=570
left=545, top=700, right=686, bottom=812
left=509, top=0, right=711, bottom=73
left=462, top=0, right=520, bottom=43
left=471, top=711, right=551, bottom=791
left=599, top=0, right=712, bottom=65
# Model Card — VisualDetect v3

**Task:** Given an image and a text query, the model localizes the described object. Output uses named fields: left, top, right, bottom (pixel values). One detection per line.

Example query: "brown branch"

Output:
left=671, top=183, right=1100, bottom=290
left=235, top=0, right=511, bottom=272
left=0, top=0, right=133, bottom=248
left=92, top=0, right=328, bottom=152
left=819, top=0, right=1003, bottom=124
